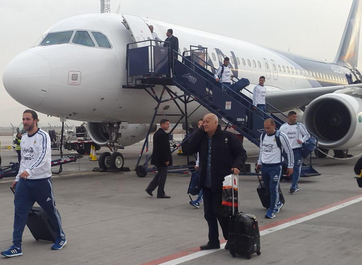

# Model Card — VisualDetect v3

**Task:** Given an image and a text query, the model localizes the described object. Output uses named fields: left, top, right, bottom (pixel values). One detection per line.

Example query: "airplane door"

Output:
left=270, top=59, right=278, bottom=80
left=122, top=15, right=153, bottom=46
left=263, top=58, right=271, bottom=79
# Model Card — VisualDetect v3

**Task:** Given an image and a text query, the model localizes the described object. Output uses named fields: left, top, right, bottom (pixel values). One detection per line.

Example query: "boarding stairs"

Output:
left=124, top=41, right=319, bottom=177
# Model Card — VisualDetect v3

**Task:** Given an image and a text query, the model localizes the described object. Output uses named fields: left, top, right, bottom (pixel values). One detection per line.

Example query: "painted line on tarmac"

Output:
left=140, top=193, right=362, bottom=265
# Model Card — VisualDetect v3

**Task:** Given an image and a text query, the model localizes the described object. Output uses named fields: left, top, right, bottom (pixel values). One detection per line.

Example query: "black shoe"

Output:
left=224, top=242, right=230, bottom=250
left=200, top=243, right=220, bottom=250
left=157, top=194, right=171, bottom=198
left=145, top=189, right=153, bottom=197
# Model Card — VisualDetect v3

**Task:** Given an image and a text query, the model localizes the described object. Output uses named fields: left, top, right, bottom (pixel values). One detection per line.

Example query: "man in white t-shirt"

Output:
left=280, top=111, right=310, bottom=194
left=214, top=57, right=234, bottom=86
left=256, top=118, right=294, bottom=219
left=252, top=76, right=267, bottom=116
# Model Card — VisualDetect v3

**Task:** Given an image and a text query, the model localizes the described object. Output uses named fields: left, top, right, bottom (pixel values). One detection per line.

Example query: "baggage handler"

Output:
left=256, top=118, right=294, bottom=219
left=186, top=113, right=247, bottom=250
left=1, top=110, right=66, bottom=258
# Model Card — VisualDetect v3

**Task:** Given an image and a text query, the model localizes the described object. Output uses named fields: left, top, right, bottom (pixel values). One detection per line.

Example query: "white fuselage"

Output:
left=3, top=13, right=351, bottom=124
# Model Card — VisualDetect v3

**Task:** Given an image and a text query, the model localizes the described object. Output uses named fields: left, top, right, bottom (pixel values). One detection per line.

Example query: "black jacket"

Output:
left=186, top=126, right=247, bottom=192
left=151, top=128, right=173, bottom=167
left=164, top=35, right=179, bottom=55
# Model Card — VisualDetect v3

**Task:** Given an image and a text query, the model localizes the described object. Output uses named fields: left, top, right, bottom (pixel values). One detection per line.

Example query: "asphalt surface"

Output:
left=1, top=139, right=362, bottom=265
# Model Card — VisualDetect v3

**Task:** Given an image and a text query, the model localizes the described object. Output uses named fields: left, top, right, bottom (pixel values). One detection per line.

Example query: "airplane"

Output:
left=3, top=0, right=362, bottom=171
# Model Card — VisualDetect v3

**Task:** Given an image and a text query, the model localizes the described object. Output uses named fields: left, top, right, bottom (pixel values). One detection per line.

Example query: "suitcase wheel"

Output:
left=230, top=249, right=236, bottom=257
left=257, top=251, right=261, bottom=255
left=246, top=254, right=251, bottom=259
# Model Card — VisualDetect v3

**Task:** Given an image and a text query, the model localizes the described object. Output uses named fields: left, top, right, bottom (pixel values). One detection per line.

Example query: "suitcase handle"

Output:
left=256, top=173, right=264, bottom=187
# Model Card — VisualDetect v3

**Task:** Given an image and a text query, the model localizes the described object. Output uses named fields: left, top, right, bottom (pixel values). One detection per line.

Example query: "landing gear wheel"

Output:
left=136, top=165, right=147, bottom=178
left=99, top=152, right=111, bottom=171
left=110, top=152, right=124, bottom=171
left=315, top=147, right=328, bottom=158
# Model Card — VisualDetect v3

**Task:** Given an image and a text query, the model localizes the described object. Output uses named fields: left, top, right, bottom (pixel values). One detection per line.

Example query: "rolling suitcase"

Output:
left=27, top=206, right=57, bottom=242
left=10, top=188, right=57, bottom=242
left=256, top=174, right=285, bottom=209
left=228, top=175, right=261, bottom=259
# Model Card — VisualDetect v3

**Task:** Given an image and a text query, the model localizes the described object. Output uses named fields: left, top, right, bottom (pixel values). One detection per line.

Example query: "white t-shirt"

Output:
left=280, top=122, right=310, bottom=149
left=15, top=129, right=52, bottom=181
left=253, top=85, right=266, bottom=106
left=257, top=131, right=294, bottom=168
left=214, top=65, right=233, bottom=83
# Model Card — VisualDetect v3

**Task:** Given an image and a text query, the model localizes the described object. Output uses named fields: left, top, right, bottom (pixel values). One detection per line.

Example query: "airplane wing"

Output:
left=266, top=83, right=362, bottom=111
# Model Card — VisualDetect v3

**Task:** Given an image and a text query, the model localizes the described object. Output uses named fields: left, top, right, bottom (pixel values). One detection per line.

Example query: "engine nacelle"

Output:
left=86, top=122, right=156, bottom=147
left=303, top=93, right=362, bottom=149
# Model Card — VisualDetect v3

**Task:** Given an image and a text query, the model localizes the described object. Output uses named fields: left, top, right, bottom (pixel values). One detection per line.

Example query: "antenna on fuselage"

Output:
left=100, top=0, right=111, bottom=13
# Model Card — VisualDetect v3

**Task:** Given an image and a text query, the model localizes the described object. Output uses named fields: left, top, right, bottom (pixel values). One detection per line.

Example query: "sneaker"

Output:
left=51, top=237, right=67, bottom=250
left=275, top=202, right=284, bottom=214
left=189, top=201, right=199, bottom=209
left=265, top=210, right=276, bottom=219
left=294, top=188, right=300, bottom=192
left=289, top=188, right=295, bottom=194
left=1, top=245, right=22, bottom=258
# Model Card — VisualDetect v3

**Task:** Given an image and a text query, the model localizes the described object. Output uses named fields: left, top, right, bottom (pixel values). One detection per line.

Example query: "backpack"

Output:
left=187, top=170, right=201, bottom=196
left=218, top=65, right=224, bottom=79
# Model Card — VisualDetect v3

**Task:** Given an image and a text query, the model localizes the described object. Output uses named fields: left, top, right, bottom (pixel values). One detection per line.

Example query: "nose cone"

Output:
left=3, top=51, right=50, bottom=108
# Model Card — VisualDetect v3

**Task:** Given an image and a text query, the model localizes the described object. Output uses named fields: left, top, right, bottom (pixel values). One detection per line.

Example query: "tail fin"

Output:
left=335, top=0, right=362, bottom=67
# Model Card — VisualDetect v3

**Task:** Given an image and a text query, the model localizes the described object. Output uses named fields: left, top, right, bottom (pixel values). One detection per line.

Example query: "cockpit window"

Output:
left=73, top=31, right=95, bottom=47
left=40, top=31, right=73, bottom=46
left=92, top=32, right=111, bottom=48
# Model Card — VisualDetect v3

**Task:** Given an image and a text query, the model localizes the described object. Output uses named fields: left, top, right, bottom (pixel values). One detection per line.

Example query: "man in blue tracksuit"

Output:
left=256, top=118, right=294, bottom=219
left=1, top=110, right=66, bottom=258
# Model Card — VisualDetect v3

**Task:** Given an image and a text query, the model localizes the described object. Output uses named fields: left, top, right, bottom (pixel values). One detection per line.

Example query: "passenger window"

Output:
left=92, top=32, right=111, bottom=48
left=212, top=53, right=216, bottom=61
left=247, top=59, right=251, bottom=67
left=282, top=66, right=286, bottom=72
left=258, top=61, right=262, bottom=68
left=237, top=57, right=240, bottom=65
left=40, top=31, right=73, bottom=46
left=242, top=58, right=246, bottom=66
left=252, top=60, right=256, bottom=68
left=73, top=31, right=95, bottom=47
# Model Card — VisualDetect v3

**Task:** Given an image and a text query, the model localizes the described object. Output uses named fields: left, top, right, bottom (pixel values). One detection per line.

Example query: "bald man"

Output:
left=186, top=113, right=247, bottom=250
left=256, top=118, right=294, bottom=219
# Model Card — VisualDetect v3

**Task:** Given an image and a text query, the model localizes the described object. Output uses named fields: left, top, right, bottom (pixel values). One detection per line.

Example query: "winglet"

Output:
left=335, top=0, right=362, bottom=67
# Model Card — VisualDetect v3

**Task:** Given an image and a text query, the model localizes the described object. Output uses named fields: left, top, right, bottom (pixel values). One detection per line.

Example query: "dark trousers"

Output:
left=146, top=165, right=168, bottom=196
left=13, top=178, right=65, bottom=247
left=16, top=150, right=21, bottom=163
left=203, top=187, right=229, bottom=245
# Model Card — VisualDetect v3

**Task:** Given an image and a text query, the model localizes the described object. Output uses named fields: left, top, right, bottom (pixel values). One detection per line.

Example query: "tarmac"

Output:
left=1, top=138, right=362, bottom=265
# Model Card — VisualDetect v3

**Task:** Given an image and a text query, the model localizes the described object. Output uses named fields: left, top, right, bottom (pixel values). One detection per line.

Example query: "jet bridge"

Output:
left=124, top=40, right=319, bottom=178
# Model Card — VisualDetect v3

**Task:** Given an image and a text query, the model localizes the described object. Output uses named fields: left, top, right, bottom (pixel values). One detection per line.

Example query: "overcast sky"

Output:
left=0, top=0, right=354, bottom=127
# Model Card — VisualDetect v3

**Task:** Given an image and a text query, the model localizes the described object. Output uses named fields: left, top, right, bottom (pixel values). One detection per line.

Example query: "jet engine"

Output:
left=303, top=93, right=362, bottom=150
left=86, top=122, right=155, bottom=148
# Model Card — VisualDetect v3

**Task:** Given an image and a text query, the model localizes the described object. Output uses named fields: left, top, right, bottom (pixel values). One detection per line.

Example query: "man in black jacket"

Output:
left=145, top=119, right=173, bottom=198
left=186, top=113, right=247, bottom=250
left=164, top=29, right=179, bottom=71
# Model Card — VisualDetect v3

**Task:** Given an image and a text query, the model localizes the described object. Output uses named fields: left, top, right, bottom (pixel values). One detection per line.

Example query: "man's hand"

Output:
left=286, top=168, right=294, bottom=177
left=297, top=140, right=303, bottom=144
left=19, top=171, right=29, bottom=180
left=165, top=161, right=169, bottom=166
left=11, top=181, right=18, bottom=190
left=231, top=168, right=240, bottom=175
left=215, top=78, right=220, bottom=82
left=256, top=164, right=262, bottom=172
left=194, top=165, right=199, bottom=170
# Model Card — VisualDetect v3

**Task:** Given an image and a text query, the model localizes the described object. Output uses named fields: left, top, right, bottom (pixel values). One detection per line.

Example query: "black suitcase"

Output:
left=227, top=174, right=261, bottom=259
left=10, top=187, right=57, bottom=242
left=256, top=174, right=285, bottom=209
left=27, top=206, right=57, bottom=242
left=229, top=212, right=261, bottom=259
